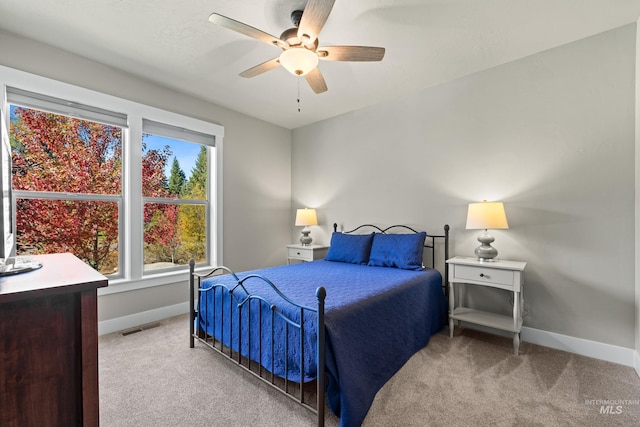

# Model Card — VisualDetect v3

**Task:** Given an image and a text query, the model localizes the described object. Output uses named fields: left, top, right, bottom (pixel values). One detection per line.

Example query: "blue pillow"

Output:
left=367, top=232, right=427, bottom=270
left=325, top=232, right=374, bottom=265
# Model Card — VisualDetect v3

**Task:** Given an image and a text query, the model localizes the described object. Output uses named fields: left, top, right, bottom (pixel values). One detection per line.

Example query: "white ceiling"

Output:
left=1, top=0, right=639, bottom=129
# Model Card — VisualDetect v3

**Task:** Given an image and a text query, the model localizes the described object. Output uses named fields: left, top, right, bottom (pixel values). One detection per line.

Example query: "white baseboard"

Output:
left=521, top=326, right=636, bottom=368
left=98, top=302, right=189, bottom=336
left=455, top=321, right=637, bottom=368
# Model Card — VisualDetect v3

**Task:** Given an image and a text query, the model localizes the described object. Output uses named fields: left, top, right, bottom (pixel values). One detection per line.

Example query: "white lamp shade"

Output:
left=466, top=201, right=509, bottom=230
left=295, top=208, right=318, bottom=226
left=279, top=48, right=319, bottom=76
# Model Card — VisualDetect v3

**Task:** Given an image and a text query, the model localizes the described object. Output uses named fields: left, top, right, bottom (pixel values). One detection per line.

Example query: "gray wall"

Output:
left=0, top=30, right=292, bottom=322
left=292, top=25, right=636, bottom=349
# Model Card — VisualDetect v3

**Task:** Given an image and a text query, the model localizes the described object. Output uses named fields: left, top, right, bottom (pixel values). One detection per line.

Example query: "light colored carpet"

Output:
left=99, top=314, right=640, bottom=426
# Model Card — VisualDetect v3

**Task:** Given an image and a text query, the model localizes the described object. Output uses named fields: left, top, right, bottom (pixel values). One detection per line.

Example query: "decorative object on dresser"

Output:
left=295, top=208, right=318, bottom=245
left=465, top=200, right=509, bottom=261
left=0, top=253, right=108, bottom=426
left=189, top=222, right=449, bottom=427
left=446, top=256, right=526, bottom=354
left=286, top=243, right=328, bottom=264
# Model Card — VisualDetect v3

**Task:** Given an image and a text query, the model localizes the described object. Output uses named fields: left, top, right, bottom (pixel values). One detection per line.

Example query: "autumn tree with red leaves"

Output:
left=11, top=108, right=123, bottom=272
left=10, top=107, right=173, bottom=273
left=143, top=150, right=181, bottom=264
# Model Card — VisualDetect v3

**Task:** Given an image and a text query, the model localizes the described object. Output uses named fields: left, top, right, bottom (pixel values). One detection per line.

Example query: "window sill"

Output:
left=98, top=265, right=214, bottom=296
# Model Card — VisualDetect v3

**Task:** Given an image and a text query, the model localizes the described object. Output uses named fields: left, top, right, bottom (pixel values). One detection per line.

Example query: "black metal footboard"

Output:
left=189, top=259, right=326, bottom=426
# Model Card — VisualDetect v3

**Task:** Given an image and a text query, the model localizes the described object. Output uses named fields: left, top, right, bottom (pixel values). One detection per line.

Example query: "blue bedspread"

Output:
left=198, top=260, right=446, bottom=427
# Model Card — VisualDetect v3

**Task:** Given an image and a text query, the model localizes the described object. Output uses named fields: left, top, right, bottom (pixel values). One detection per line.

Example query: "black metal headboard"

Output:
left=332, top=223, right=450, bottom=297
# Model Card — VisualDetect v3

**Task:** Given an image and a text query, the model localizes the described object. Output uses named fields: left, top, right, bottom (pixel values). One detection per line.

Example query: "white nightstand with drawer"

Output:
left=286, top=244, right=329, bottom=264
left=446, top=256, right=527, bottom=354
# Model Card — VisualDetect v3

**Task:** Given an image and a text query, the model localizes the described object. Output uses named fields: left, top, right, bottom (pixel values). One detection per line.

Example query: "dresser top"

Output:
left=0, top=253, right=108, bottom=302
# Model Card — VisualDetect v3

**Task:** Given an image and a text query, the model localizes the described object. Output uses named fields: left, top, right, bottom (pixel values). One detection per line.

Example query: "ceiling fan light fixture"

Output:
left=279, top=47, right=319, bottom=76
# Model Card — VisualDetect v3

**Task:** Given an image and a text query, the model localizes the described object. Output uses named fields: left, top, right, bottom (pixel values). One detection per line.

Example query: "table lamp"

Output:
left=295, top=208, right=318, bottom=246
left=466, top=200, right=509, bottom=261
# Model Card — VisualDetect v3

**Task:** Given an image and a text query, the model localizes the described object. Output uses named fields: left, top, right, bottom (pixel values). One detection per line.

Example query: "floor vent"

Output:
left=121, top=322, right=161, bottom=336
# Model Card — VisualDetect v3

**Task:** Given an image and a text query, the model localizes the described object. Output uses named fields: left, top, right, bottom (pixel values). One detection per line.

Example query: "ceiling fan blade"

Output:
left=305, top=67, right=328, bottom=94
left=209, top=13, right=283, bottom=48
left=297, top=0, right=335, bottom=45
left=317, top=46, right=385, bottom=62
left=239, top=58, right=281, bottom=78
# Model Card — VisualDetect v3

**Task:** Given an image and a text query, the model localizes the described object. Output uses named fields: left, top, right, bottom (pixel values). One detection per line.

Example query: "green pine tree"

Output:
left=184, top=146, right=207, bottom=197
left=167, top=157, right=186, bottom=196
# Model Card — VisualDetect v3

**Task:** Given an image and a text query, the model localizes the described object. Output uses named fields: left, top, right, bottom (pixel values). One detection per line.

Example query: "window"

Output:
left=142, top=120, right=212, bottom=272
left=1, top=66, right=223, bottom=289
left=8, top=88, right=124, bottom=276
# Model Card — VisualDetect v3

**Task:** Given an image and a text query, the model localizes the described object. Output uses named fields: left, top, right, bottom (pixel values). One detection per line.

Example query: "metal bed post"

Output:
left=444, top=224, right=450, bottom=299
left=189, top=258, right=195, bottom=348
left=316, top=286, right=326, bottom=427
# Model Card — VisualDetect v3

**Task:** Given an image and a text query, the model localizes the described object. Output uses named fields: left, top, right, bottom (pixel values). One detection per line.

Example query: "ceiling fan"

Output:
left=209, top=0, right=385, bottom=94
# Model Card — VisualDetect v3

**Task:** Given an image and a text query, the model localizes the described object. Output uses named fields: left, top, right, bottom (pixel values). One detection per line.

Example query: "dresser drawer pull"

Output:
left=479, top=273, right=487, bottom=278
left=297, top=252, right=301, bottom=255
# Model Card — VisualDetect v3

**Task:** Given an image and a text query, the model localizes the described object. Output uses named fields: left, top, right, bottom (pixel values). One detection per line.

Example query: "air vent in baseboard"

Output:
left=121, top=322, right=161, bottom=336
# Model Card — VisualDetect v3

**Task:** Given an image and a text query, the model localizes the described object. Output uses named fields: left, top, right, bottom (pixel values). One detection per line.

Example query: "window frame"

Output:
left=141, top=120, right=213, bottom=274
left=0, top=65, right=224, bottom=294
left=8, top=92, right=126, bottom=277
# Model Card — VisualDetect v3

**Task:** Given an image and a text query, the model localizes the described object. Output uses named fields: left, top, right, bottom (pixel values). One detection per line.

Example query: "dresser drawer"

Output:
left=453, top=264, right=515, bottom=286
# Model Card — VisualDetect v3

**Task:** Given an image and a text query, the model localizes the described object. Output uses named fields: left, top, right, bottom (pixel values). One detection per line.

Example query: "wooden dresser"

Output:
left=0, top=253, right=108, bottom=427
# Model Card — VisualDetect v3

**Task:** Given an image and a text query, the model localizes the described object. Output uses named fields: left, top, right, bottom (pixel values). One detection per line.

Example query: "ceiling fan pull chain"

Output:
left=297, top=78, right=301, bottom=113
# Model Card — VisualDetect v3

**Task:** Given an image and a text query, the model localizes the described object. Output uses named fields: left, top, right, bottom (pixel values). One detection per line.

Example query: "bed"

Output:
left=189, top=223, right=449, bottom=427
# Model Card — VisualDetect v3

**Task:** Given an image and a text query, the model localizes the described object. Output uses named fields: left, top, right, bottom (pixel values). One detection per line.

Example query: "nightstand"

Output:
left=446, top=256, right=527, bottom=354
left=286, top=244, right=329, bottom=264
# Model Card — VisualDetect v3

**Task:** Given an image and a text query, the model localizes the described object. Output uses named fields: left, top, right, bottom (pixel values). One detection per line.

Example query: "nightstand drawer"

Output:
left=286, top=244, right=329, bottom=264
left=287, top=247, right=313, bottom=260
left=453, top=264, right=515, bottom=286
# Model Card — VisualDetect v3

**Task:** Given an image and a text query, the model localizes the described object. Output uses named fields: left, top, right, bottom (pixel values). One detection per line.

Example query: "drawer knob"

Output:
left=297, top=252, right=301, bottom=255
left=479, top=273, right=486, bottom=278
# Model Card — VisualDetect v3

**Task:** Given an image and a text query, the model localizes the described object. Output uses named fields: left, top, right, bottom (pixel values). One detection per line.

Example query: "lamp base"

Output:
left=299, top=227, right=312, bottom=246
left=474, top=230, right=498, bottom=261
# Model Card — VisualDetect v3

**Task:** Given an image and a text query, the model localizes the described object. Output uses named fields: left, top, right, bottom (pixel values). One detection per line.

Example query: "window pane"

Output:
left=10, top=106, right=122, bottom=195
left=144, top=202, right=206, bottom=270
left=142, top=134, right=207, bottom=200
left=142, top=128, right=209, bottom=272
left=15, top=198, right=119, bottom=275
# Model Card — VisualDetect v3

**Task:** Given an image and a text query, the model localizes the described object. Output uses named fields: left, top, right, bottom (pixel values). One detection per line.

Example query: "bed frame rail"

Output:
left=189, top=260, right=326, bottom=426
